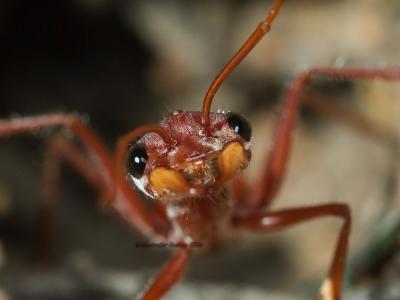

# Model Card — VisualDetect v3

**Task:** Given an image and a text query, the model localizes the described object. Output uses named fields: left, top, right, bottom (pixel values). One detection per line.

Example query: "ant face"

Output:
left=126, top=111, right=252, bottom=202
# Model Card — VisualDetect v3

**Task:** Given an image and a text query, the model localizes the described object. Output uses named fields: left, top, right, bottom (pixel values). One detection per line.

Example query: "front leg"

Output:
left=138, top=248, right=190, bottom=300
left=233, top=203, right=351, bottom=300
left=0, top=113, right=169, bottom=239
left=249, top=67, right=400, bottom=209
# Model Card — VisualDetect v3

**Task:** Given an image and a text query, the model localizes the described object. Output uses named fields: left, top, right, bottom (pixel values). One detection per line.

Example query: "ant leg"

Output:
left=37, top=135, right=107, bottom=259
left=233, top=203, right=351, bottom=300
left=250, top=67, right=400, bottom=209
left=0, top=114, right=170, bottom=239
left=139, top=248, right=190, bottom=300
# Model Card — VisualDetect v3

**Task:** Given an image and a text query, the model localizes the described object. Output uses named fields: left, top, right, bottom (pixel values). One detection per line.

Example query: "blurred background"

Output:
left=0, top=0, right=400, bottom=299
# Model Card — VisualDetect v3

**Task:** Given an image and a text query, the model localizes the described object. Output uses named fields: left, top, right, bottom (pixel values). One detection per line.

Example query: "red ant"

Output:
left=1, top=0, right=400, bottom=299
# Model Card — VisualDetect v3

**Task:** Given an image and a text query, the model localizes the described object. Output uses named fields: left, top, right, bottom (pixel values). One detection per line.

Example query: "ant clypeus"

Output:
left=0, top=0, right=400, bottom=299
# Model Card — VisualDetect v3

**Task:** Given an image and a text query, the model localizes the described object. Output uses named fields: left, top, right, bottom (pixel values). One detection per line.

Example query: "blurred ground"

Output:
left=0, top=0, right=400, bottom=299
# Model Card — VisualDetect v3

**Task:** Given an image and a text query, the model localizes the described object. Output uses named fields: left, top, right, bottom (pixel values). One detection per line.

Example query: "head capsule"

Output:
left=126, top=110, right=252, bottom=202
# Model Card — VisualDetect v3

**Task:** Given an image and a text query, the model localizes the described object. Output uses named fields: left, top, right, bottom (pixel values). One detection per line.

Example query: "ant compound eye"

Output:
left=126, top=144, right=148, bottom=178
left=227, top=113, right=252, bottom=141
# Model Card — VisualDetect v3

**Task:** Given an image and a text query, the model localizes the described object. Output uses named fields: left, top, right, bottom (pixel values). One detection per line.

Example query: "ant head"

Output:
left=126, top=110, right=252, bottom=202
left=123, top=0, right=284, bottom=202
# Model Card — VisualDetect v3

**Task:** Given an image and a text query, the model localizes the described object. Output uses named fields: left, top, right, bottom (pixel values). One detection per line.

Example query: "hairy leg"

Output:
left=233, top=203, right=351, bottom=300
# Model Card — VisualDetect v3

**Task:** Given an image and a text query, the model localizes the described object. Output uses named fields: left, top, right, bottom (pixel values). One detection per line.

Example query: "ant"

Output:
left=0, top=0, right=399, bottom=299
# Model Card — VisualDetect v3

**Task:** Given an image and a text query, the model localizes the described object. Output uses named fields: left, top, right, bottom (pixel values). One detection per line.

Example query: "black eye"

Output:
left=126, top=144, right=148, bottom=178
left=227, top=113, right=252, bottom=141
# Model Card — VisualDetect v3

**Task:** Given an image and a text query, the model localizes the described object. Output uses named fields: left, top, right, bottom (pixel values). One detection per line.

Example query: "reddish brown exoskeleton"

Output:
left=1, top=0, right=400, bottom=299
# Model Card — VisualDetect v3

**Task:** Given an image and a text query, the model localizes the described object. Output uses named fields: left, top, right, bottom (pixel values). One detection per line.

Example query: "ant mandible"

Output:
left=1, top=0, right=400, bottom=299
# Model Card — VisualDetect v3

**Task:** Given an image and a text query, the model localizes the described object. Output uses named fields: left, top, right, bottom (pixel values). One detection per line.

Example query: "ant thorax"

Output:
left=126, top=111, right=252, bottom=203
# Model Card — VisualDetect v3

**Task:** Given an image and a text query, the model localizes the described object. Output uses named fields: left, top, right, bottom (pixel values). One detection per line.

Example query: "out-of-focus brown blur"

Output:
left=0, top=0, right=399, bottom=299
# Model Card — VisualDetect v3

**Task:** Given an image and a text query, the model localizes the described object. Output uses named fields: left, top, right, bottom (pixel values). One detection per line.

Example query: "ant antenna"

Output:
left=202, top=0, right=284, bottom=125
